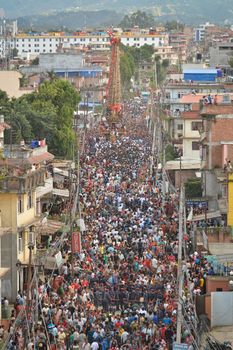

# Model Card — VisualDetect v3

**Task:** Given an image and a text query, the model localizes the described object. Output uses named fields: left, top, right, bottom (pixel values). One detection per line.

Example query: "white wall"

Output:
left=211, top=292, right=233, bottom=327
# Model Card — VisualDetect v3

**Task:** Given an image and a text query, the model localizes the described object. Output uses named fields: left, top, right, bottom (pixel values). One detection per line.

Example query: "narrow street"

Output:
left=6, top=101, right=196, bottom=350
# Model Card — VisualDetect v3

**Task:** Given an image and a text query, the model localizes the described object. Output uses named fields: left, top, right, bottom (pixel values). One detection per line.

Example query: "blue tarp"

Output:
left=183, top=69, right=218, bottom=82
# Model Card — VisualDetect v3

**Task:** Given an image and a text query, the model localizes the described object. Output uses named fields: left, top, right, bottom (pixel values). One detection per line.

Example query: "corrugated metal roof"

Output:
left=183, top=69, right=218, bottom=74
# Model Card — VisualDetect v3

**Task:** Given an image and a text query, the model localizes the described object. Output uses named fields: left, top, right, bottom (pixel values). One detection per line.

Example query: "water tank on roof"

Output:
left=30, top=140, right=39, bottom=149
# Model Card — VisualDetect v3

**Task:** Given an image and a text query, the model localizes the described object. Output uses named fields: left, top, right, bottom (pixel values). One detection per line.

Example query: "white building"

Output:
left=3, top=31, right=169, bottom=60
left=193, top=22, right=215, bottom=42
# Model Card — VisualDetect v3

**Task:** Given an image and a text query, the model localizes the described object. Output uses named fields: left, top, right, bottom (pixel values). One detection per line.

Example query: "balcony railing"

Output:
left=0, top=168, right=45, bottom=193
left=36, top=176, right=53, bottom=198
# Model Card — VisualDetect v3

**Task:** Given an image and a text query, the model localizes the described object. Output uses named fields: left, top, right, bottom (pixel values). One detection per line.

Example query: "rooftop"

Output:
left=201, top=104, right=233, bottom=115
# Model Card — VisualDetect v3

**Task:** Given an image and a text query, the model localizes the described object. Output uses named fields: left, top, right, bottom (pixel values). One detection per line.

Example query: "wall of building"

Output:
left=0, top=191, right=37, bottom=300
left=210, top=45, right=233, bottom=68
left=183, top=139, right=200, bottom=159
left=17, top=191, right=36, bottom=227
left=209, top=117, right=233, bottom=167
left=228, top=173, right=233, bottom=226
left=174, top=169, right=197, bottom=188
left=0, top=71, right=33, bottom=98
left=0, top=193, right=17, bottom=229
left=206, top=276, right=230, bottom=293
left=9, top=33, right=169, bottom=59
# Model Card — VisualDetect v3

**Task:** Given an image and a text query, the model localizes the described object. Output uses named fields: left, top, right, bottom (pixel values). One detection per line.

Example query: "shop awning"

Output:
left=53, top=188, right=70, bottom=197
left=37, top=220, right=64, bottom=236
left=192, top=210, right=222, bottom=221
left=44, top=256, right=66, bottom=270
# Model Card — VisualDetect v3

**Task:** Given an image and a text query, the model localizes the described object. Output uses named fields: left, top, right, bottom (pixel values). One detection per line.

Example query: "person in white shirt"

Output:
left=91, top=341, right=99, bottom=350
left=121, top=330, right=129, bottom=343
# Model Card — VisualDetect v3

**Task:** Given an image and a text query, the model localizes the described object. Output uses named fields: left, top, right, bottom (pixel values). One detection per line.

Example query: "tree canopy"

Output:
left=1, top=78, right=80, bottom=158
left=164, top=20, right=184, bottom=32
left=119, top=11, right=155, bottom=29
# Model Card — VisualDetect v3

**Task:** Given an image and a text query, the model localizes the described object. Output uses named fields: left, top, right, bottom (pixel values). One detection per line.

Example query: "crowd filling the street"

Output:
left=4, top=100, right=218, bottom=350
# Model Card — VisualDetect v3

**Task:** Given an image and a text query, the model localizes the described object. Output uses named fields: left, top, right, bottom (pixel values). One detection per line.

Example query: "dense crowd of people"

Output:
left=4, top=100, right=211, bottom=350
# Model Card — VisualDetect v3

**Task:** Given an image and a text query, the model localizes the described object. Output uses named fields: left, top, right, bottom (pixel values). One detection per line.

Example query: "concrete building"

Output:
left=169, top=32, right=188, bottom=63
left=200, top=99, right=233, bottom=217
left=193, top=22, right=215, bottom=42
left=0, top=120, right=54, bottom=300
left=182, top=104, right=202, bottom=160
left=6, top=31, right=169, bottom=60
left=210, top=41, right=233, bottom=68
left=20, top=52, right=105, bottom=104
left=0, top=71, right=35, bottom=98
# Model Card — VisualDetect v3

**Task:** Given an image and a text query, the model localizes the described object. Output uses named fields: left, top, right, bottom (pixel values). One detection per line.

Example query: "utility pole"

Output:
left=162, top=140, right=166, bottom=212
left=26, top=242, right=34, bottom=313
left=176, top=184, right=184, bottom=344
left=154, top=61, right=158, bottom=89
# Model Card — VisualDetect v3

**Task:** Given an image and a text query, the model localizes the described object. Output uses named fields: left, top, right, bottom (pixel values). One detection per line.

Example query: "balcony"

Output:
left=0, top=168, right=46, bottom=193
left=36, top=176, right=53, bottom=198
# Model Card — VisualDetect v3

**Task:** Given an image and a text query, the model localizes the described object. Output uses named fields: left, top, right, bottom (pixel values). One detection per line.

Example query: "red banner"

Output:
left=72, top=232, right=82, bottom=253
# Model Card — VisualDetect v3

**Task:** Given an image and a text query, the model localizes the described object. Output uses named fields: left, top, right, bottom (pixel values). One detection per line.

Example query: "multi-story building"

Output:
left=193, top=22, right=215, bottom=42
left=155, top=46, right=181, bottom=65
left=3, top=30, right=169, bottom=60
left=200, top=97, right=233, bottom=217
left=0, top=117, right=54, bottom=301
left=169, top=32, right=188, bottom=63
left=209, top=41, right=233, bottom=68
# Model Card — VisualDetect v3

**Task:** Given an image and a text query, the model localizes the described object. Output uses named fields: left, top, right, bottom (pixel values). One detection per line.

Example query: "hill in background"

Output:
left=1, top=0, right=233, bottom=27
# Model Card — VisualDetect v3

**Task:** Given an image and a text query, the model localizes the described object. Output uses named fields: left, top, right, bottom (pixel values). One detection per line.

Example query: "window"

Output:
left=177, top=124, right=183, bottom=130
left=184, top=104, right=191, bottom=111
left=27, top=192, right=33, bottom=209
left=191, top=122, right=202, bottom=131
left=222, top=184, right=227, bottom=198
left=192, top=142, right=200, bottom=151
left=18, top=232, right=23, bottom=253
left=28, top=228, right=34, bottom=244
left=18, top=195, right=24, bottom=214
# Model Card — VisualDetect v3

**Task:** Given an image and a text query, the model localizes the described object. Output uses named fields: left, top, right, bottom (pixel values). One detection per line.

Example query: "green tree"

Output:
left=165, top=144, right=177, bottom=161
left=165, top=20, right=184, bottom=32
left=1, top=79, right=80, bottom=158
left=12, top=48, right=18, bottom=58
left=185, top=178, right=202, bottom=198
left=228, top=54, right=233, bottom=68
left=24, top=79, right=80, bottom=157
left=119, top=11, right=155, bottom=29
left=30, top=56, right=39, bottom=65
left=120, top=51, right=135, bottom=88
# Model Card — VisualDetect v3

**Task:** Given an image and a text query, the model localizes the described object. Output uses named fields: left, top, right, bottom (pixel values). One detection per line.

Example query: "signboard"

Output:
left=186, top=200, right=208, bottom=208
left=55, top=251, right=63, bottom=268
left=173, top=343, right=189, bottom=350
left=72, top=232, right=82, bottom=254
